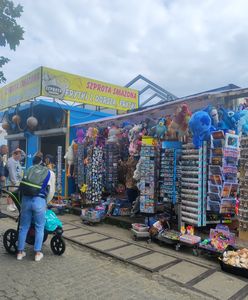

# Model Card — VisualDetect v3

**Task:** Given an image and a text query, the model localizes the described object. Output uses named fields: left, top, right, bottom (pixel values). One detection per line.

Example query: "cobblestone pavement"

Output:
left=0, top=218, right=212, bottom=300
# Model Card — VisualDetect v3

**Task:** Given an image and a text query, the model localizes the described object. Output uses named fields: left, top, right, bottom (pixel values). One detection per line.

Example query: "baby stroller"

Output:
left=2, top=187, right=66, bottom=256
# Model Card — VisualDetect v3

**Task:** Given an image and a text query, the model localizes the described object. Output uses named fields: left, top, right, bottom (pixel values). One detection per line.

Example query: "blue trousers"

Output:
left=18, top=195, right=46, bottom=252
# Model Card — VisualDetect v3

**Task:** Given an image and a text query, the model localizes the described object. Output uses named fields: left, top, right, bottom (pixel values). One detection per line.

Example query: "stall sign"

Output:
left=0, top=67, right=42, bottom=110
left=41, top=67, right=138, bottom=111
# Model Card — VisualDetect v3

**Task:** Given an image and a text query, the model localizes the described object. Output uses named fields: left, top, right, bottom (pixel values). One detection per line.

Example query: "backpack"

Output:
left=4, top=165, right=9, bottom=177
left=19, top=165, right=50, bottom=197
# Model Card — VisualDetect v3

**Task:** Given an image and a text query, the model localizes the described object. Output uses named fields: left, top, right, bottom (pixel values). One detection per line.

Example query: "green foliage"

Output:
left=0, top=0, right=24, bottom=83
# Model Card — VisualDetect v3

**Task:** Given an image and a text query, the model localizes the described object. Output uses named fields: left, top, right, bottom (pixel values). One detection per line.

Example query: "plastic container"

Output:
left=219, top=245, right=248, bottom=278
left=132, top=223, right=149, bottom=232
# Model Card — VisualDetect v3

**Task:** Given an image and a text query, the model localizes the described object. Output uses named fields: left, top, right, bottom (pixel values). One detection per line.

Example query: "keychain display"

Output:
left=180, top=142, right=207, bottom=226
left=159, top=141, right=181, bottom=205
left=138, top=145, right=158, bottom=214
left=86, top=146, right=104, bottom=203
left=104, top=143, right=120, bottom=193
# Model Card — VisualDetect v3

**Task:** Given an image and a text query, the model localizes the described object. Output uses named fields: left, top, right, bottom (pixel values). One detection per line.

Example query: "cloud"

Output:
left=1, top=0, right=248, bottom=98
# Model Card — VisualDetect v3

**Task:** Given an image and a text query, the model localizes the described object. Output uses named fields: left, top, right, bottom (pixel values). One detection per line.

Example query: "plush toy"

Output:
left=107, top=125, right=121, bottom=143
left=74, top=128, right=85, bottom=144
left=169, top=103, right=192, bottom=138
left=204, top=105, right=219, bottom=129
left=128, top=124, right=144, bottom=155
left=64, top=141, right=75, bottom=176
left=189, top=111, right=212, bottom=148
left=238, top=109, right=248, bottom=136
left=151, top=117, right=167, bottom=139
left=217, top=108, right=240, bottom=133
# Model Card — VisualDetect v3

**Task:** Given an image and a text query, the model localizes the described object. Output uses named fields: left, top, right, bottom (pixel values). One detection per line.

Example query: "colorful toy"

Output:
left=151, top=117, right=168, bottom=139
left=169, top=103, right=192, bottom=138
left=107, top=125, right=121, bottom=143
left=64, top=141, right=74, bottom=177
left=238, top=109, right=248, bottom=136
left=204, top=105, right=219, bottom=128
left=189, top=110, right=212, bottom=148
left=217, top=108, right=240, bottom=133
left=74, top=128, right=85, bottom=144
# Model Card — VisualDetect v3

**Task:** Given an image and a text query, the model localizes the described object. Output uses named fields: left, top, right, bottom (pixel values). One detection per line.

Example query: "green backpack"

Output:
left=19, top=165, right=50, bottom=197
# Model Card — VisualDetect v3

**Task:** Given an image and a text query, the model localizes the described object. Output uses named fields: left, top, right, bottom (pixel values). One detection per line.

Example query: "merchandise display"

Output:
left=199, top=224, right=235, bottom=253
left=159, top=141, right=181, bottom=205
left=180, top=142, right=207, bottom=226
left=207, top=131, right=239, bottom=222
left=138, top=145, right=158, bottom=214
left=86, top=146, right=104, bottom=203
left=239, top=137, right=248, bottom=237
left=104, top=143, right=120, bottom=193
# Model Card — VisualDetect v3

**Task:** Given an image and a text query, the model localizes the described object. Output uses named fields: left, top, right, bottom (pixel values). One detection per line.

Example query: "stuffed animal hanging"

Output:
left=217, top=108, right=240, bottom=133
left=189, top=111, right=212, bottom=148
left=64, top=141, right=75, bottom=177
left=151, top=117, right=168, bottom=139
left=169, top=103, right=192, bottom=139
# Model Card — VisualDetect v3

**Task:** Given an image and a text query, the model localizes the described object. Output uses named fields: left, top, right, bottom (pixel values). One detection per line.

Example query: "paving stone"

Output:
left=62, top=224, right=78, bottom=231
left=109, top=245, right=150, bottom=259
left=193, top=271, right=248, bottom=300
left=160, top=261, right=208, bottom=284
left=75, top=233, right=108, bottom=244
left=63, top=228, right=91, bottom=237
left=132, top=252, right=177, bottom=270
left=89, top=238, right=128, bottom=251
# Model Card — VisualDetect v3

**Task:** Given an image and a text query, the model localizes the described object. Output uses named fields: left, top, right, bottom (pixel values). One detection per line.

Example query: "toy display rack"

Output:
left=159, top=141, right=182, bottom=205
left=239, top=136, right=248, bottom=238
left=180, top=142, right=207, bottom=227
left=207, top=131, right=239, bottom=224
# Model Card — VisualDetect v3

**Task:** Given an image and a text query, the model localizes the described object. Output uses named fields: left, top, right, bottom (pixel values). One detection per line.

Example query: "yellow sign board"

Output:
left=41, top=67, right=138, bottom=110
left=0, top=67, right=41, bottom=110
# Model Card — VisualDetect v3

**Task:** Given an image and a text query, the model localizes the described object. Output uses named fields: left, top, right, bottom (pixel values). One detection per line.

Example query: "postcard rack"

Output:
left=239, top=137, right=248, bottom=235
left=180, top=142, right=207, bottom=227
left=207, top=131, right=239, bottom=224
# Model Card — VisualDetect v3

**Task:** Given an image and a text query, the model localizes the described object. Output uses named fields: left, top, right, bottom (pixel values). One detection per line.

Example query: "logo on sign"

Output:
left=45, top=85, right=62, bottom=96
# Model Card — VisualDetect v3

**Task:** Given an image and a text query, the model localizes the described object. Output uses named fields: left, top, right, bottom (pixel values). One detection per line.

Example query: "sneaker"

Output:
left=35, top=253, right=44, bottom=262
left=17, top=251, right=26, bottom=261
left=7, top=205, right=16, bottom=212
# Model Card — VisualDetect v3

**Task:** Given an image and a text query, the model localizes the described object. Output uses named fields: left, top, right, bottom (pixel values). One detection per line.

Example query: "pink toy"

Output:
left=74, top=128, right=85, bottom=144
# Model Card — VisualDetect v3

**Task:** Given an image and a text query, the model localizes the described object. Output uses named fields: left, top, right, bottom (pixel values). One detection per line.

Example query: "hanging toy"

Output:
left=74, top=128, right=85, bottom=144
left=27, top=116, right=38, bottom=131
left=151, top=117, right=168, bottom=139
left=238, top=109, right=248, bottom=136
left=189, top=111, right=212, bottom=148
left=217, top=108, right=240, bottom=133
left=169, top=103, right=192, bottom=139
left=64, top=141, right=75, bottom=177
left=203, top=105, right=219, bottom=129
left=107, top=124, right=121, bottom=143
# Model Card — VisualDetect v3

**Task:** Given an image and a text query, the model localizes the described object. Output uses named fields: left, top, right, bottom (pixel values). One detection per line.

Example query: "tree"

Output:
left=0, top=0, right=24, bottom=83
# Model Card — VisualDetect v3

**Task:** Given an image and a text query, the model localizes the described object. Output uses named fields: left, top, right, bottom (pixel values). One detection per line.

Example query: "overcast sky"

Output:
left=2, top=0, right=248, bottom=98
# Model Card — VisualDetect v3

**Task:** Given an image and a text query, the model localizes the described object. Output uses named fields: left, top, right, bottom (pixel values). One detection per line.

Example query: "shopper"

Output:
left=0, top=145, right=9, bottom=218
left=6, top=148, right=23, bottom=212
left=17, top=152, right=55, bottom=261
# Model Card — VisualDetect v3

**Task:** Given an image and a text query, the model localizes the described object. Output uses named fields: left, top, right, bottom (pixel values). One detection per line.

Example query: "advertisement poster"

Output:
left=41, top=67, right=139, bottom=111
left=0, top=67, right=41, bottom=110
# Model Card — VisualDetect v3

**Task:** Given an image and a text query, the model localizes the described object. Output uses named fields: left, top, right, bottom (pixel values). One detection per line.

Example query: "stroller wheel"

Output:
left=50, top=235, right=66, bottom=255
left=3, top=229, right=18, bottom=254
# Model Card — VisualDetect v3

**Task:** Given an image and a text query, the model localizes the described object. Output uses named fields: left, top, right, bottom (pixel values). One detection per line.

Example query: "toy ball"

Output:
left=12, top=114, right=21, bottom=124
left=2, top=121, right=9, bottom=130
left=27, top=116, right=38, bottom=130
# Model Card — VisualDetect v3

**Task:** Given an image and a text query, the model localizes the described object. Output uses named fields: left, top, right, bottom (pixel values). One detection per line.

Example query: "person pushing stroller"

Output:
left=17, top=152, right=55, bottom=261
